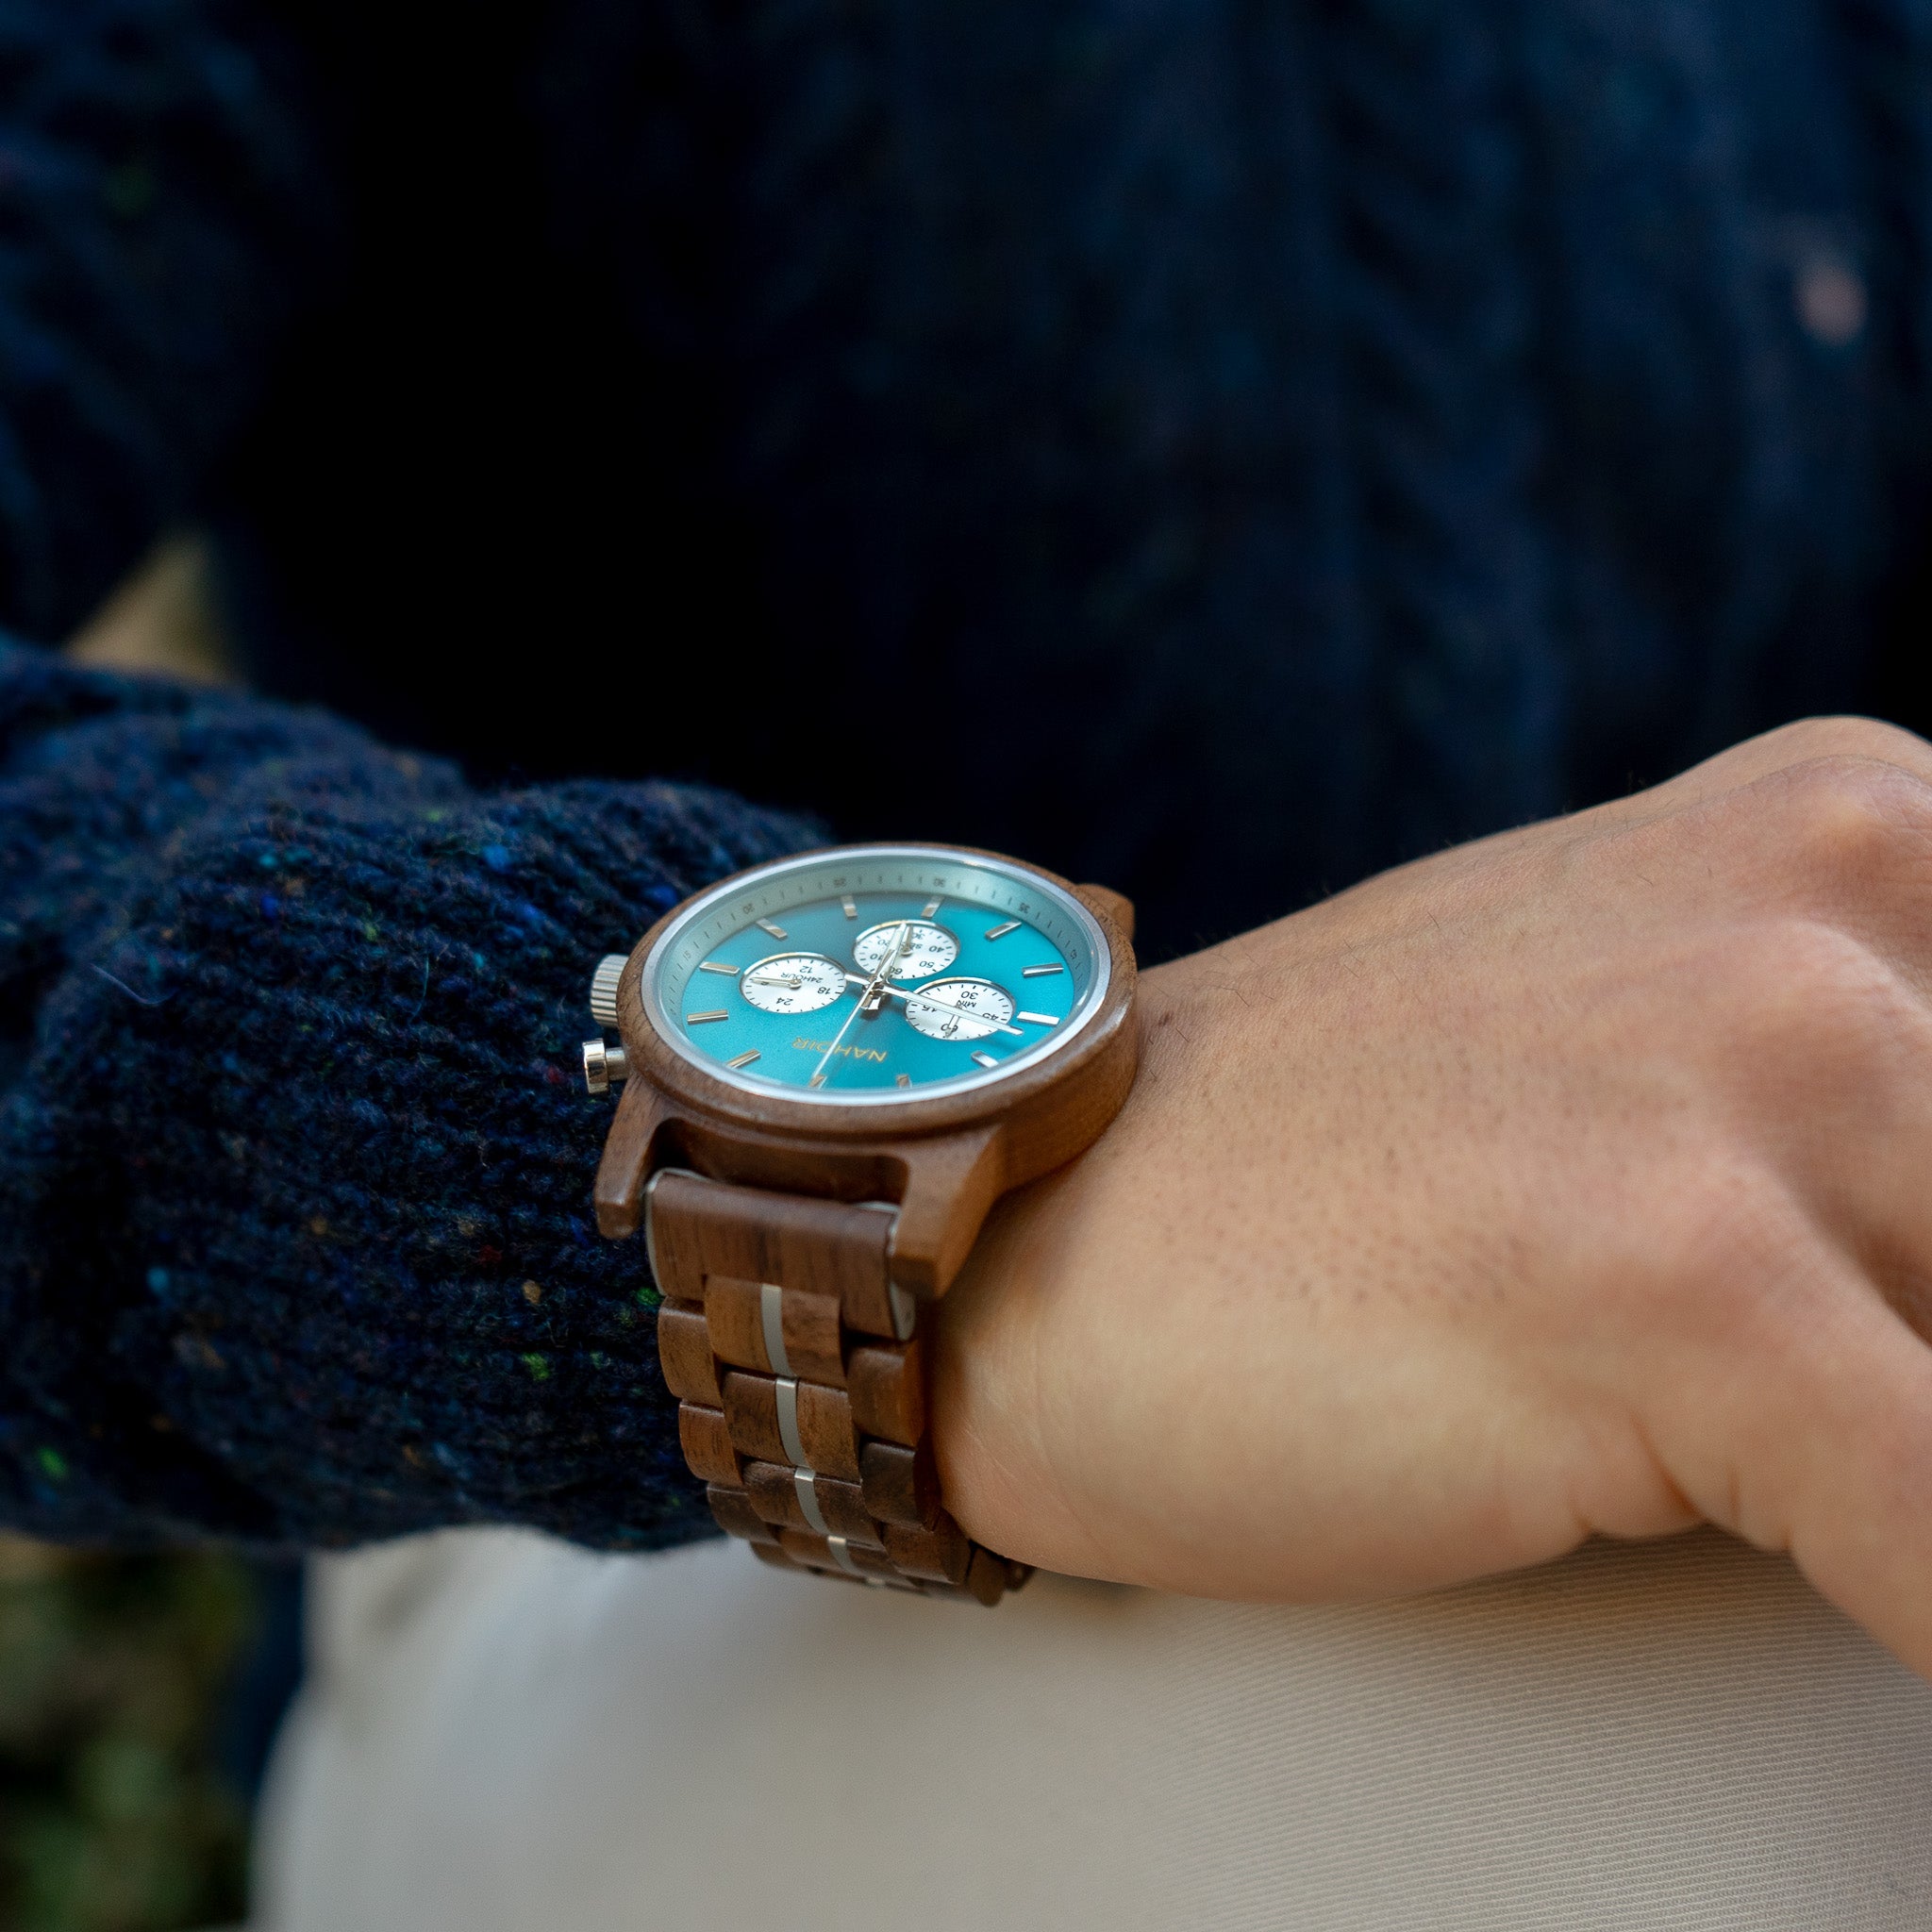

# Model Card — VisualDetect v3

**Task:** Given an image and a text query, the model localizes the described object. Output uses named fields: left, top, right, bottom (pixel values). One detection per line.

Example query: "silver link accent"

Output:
left=792, top=1469, right=830, bottom=1536
left=825, top=1536, right=863, bottom=1577
left=759, top=1283, right=792, bottom=1377
left=774, top=1377, right=809, bottom=1471
left=888, top=1280, right=917, bottom=1342
left=869, top=1201, right=918, bottom=1341
left=588, top=953, right=629, bottom=1029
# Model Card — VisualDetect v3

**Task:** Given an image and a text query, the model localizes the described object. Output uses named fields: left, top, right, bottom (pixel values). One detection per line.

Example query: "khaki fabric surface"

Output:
left=254, top=1525, right=1932, bottom=1930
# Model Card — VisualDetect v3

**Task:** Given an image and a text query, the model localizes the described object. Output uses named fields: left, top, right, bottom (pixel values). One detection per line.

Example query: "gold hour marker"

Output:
left=808, top=1073, right=828, bottom=1089
left=756, top=918, right=789, bottom=941
left=1022, top=963, right=1063, bottom=978
left=1016, top=1011, right=1058, bottom=1026
left=698, top=960, right=738, bottom=975
left=726, top=1050, right=760, bottom=1070
left=971, top=1051, right=999, bottom=1071
left=895, top=1073, right=911, bottom=1088
left=922, top=898, right=942, bottom=919
left=984, top=921, right=1020, bottom=941
left=842, top=896, right=858, bottom=920
left=687, top=1009, right=729, bottom=1024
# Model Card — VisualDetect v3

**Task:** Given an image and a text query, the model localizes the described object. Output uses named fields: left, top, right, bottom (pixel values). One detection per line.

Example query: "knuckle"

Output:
left=1761, top=753, right=1932, bottom=894
left=1719, top=917, right=1919, bottom=1079
left=1751, top=713, right=1932, bottom=775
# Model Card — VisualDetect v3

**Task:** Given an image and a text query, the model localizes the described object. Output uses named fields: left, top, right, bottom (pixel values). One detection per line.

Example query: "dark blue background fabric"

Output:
left=1, top=1, right=1930, bottom=1546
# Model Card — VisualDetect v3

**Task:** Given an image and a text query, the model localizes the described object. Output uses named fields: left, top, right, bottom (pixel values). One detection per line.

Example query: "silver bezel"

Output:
left=639, top=845, right=1111, bottom=1109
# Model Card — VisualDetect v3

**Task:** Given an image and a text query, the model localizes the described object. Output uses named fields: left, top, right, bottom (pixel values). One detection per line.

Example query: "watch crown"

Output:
left=583, top=1039, right=630, bottom=1095
left=588, top=953, right=628, bottom=1029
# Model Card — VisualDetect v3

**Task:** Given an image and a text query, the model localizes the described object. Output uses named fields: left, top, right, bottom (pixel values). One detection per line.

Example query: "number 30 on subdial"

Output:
left=902, top=977, right=1015, bottom=1041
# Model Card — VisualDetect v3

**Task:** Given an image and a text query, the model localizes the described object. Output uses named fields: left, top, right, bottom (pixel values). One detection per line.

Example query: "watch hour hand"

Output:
left=809, top=922, right=911, bottom=1086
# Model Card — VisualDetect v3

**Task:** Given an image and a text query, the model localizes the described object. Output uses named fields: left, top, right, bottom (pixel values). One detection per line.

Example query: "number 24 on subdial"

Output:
left=737, top=954, right=847, bottom=1015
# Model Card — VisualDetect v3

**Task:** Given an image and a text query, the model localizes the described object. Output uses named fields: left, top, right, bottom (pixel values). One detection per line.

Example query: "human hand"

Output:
left=933, top=718, right=1932, bottom=1677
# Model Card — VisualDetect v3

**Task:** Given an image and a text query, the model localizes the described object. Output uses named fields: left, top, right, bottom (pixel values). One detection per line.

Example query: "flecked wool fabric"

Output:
left=5, top=2, right=1932, bottom=1551
left=0, top=641, right=812, bottom=1547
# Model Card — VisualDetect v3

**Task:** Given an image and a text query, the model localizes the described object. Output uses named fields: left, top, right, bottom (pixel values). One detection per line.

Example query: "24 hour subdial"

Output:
left=738, top=953, right=848, bottom=1016
left=902, top=977, right=1016, bottom=1041
left=852, top=920, right=958, bottom=981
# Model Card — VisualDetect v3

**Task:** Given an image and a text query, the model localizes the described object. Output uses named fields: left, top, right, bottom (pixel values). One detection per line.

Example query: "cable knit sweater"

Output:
left=0, top=641, right=810, bottom=1547
left=4, top=1, right=1932, bottom=1547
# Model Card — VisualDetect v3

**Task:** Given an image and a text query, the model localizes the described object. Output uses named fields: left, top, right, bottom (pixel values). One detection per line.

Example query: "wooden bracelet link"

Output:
left=648, top=1169, right=1026, bottom=1606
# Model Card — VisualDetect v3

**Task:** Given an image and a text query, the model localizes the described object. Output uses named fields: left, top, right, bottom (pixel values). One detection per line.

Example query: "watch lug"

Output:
left=594, top=1078, right=674, bottom=1240
left=891, top=1124, right=1007, bottom=1302
left=1074, top=883, right=1135, bottom=944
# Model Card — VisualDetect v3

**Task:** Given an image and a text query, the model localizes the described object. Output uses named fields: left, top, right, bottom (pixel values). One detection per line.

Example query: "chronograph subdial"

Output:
left=901, top=977, right=1017, bottom=1042
left=852, top=920, right=958, bottom=982
left=738, top=953, right=849, bottom=1017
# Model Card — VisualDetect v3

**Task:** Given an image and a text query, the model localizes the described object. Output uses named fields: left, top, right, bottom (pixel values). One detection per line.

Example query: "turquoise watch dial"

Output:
left=640, top=847, right=1110, bottom=1107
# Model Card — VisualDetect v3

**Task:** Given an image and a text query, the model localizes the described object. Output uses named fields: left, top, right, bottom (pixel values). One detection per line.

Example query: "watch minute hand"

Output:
left=808, top=921, right=910, bottom=1087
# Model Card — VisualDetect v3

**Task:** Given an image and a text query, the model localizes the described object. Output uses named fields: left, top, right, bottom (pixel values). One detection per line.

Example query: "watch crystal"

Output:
left=640, top=847, right=1108, bottom=1106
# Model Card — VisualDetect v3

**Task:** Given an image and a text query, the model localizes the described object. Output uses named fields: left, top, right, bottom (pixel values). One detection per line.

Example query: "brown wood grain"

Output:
left=653, top=1174, right=901, bottom=1336
left=699, top=1275, right=767, bottom=1374
left=779, top=1287, right=847, bottom=1384
left=720, top=1372, right=787, bottom=1467
left=883, top=1512, right=973, bottom=1587
left=858, top=1438, right=941, bottom=1528
left=702, top=1276, right=847, bottom=1384
left=1074, top=883, right=1136, bottom=943
left=592, top=1077, right=671, bottom=1241
left=677, top=1403, right=743, bottom=1488
left=962, top=1547, right=1012, bottom=1607
left=742, top=1462, right=882, bottom=1544
left=707, top=1484, right=778, bottom=1544
left=846, top=1340, right=924, bottom=1446
left=777, top=1528, right=899, bottom=1581
left=795, top=1380, right=862, bottom=1480
left=656, top=1302, right=723, bottom=1407
left=718, top=1372, right=861, bottom=1480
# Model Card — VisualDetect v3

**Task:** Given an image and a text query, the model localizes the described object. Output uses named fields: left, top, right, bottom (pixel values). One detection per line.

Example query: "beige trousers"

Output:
left=253, top=1526, right=1932, bottom=1930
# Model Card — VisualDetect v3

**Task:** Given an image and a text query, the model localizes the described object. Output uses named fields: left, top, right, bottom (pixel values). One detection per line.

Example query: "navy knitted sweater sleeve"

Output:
left=0, top=639, right=814, bottom=1550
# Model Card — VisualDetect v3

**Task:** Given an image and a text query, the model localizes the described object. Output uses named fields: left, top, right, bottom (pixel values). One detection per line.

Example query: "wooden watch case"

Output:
left=593, top=847, right=1140, bottom=1302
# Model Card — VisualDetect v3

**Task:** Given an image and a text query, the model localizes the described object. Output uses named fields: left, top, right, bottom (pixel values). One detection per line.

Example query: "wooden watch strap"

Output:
left=649, top=1169, right=1029, bottom=1606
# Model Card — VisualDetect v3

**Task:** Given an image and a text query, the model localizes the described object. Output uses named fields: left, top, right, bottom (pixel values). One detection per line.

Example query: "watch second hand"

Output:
left=808, top=921, right=910, bottom=1087
left=841, top=973, right=1025, bottom=1038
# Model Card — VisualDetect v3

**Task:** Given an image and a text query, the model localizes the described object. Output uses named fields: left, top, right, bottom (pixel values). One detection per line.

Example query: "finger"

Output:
left=1687, top=1269, right=1932, bottom=1681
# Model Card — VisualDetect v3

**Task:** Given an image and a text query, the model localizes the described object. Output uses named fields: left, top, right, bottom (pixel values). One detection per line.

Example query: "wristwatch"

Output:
left=581, top=843, right=1139, bottom=1603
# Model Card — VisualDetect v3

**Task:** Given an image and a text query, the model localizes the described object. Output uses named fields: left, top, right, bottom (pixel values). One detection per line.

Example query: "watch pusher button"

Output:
left=588, top=953, right=628, bottom=1029
left=583, top=1039, right=630, bottom=1095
